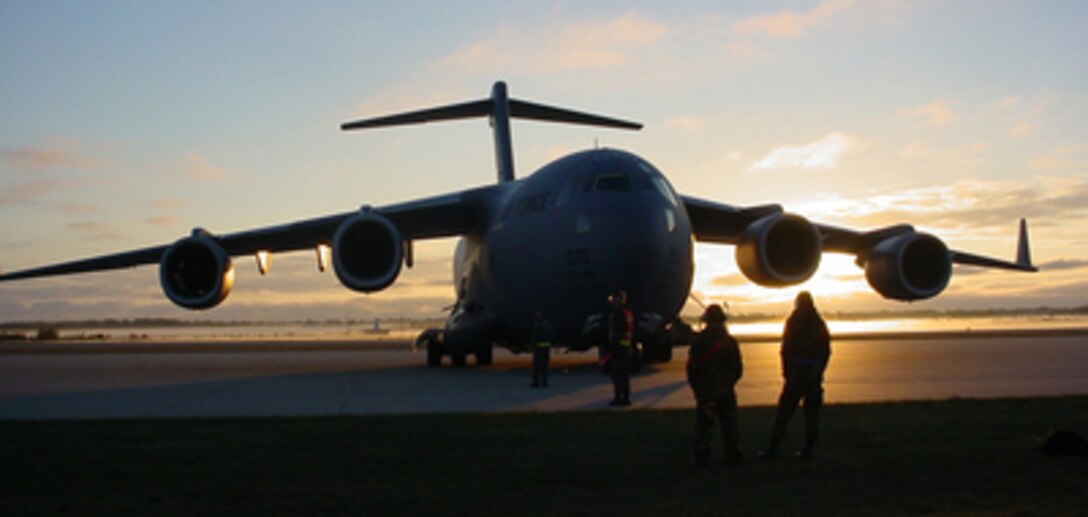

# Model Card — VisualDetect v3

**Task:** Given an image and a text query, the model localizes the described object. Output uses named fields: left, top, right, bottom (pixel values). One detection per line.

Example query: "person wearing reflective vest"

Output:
left=607, top=291, right=634, bottom=407
left=530, top=309, right=554, bottom=388
left=686, top=304, right=743, bottom=467
left=761, top=291, right=831, bottom=460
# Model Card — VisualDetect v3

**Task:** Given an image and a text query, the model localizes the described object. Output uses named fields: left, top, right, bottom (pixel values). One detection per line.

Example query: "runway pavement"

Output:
left=2, top=333, right=1087, bottom=420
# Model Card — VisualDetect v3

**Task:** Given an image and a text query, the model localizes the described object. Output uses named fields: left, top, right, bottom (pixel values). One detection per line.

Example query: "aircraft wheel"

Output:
left=419, top=329, right=443, bottom=367
left=644, top=339, right=672, bottom=363
left=475, top=346, right=493, bottom=366
left=451, top=353, right=467, bottom=367
left=658, top=343, right=673, bottom=363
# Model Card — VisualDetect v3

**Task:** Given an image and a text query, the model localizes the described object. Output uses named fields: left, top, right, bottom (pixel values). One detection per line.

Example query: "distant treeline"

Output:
left=2, top=305, right=1086, bottom=331
left=0, top=317, right=447, bottom=332
left=734, top=304, right=1088, bottom=323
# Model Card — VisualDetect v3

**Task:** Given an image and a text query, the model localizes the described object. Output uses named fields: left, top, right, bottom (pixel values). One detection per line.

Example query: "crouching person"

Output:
left=687, top=304, right=743, bottom=467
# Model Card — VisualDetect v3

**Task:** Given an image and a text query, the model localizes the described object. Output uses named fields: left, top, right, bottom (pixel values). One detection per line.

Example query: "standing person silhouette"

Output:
left=687, top=304, right=743, bottom=467
left=530, top=309, right=553, bottom=388
left=762, top=291, right=831, bottom=460
left=607, top=291, right=633, bottom=407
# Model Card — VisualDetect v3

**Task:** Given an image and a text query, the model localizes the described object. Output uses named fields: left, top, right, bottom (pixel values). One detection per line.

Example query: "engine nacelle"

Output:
left=159, top=231, right=234, bottom=310
left=735, top=213, right=821, bottom=287
left=332, top=211, right=403, bottom=293
left=865, top=232, right=951, bottom=301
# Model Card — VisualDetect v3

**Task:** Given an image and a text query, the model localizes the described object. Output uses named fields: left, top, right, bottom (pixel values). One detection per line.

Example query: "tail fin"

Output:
left=341, top=81, right=642, bottom=183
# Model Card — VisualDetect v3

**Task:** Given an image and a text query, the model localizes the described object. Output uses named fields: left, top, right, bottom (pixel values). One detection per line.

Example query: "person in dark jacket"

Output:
left=687, top=304, right=743, bottom=467
left=607, top=291, right=634, bottom=407
left=529, top=309, right=553, bottom=388
left=762, top=291, right=831, bottom=460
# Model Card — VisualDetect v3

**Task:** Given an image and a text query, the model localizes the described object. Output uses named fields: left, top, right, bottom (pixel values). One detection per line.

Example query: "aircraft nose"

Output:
left=595, top=195, right=690, bottom=300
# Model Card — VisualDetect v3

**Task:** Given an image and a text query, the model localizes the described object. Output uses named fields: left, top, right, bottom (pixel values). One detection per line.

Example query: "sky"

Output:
left=1, top=0, right=1086, bottom=322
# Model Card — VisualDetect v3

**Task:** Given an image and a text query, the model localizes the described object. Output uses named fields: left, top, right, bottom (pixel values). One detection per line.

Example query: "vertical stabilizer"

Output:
left=489, top=82, right=515, bottom=183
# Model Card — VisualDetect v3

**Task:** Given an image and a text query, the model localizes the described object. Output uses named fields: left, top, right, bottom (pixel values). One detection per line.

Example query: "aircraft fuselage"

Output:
left=446, top=149, right=693, bottom=353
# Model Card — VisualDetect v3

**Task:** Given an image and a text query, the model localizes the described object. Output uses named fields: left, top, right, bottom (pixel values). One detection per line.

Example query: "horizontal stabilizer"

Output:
left=508, top=99, right=642, bottom=130
left=340, top=81, right=642, bottom=184
left=341, top=85, right=642, bottom=132
left=341, top=100, right=492, bottom=131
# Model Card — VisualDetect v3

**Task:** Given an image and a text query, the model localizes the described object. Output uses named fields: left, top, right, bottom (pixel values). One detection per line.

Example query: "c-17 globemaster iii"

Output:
left=0, top=82, right=1036, bottom=368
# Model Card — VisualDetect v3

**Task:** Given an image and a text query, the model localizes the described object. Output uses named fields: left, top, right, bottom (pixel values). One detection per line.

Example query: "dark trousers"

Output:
left=610, top=347, right=630, bottom=402
left=695, top=389, right=740, bottom=463
left=532, top=347, right=550, bottom=386
left=769, top=375, right=823, bottom=454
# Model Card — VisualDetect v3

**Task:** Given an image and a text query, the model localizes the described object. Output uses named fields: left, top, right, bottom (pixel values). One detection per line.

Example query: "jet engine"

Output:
left=332, top=211, right=403, bottom=292
left=864, top=232, right=951, bottom=301
left=159, top=230, right=234, bottom=310
left=735, top=213, right=821, bottom=287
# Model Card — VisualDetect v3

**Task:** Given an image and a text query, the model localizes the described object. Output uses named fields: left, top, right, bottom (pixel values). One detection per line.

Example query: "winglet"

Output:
left=1016, top=218, right=1034, bottom=270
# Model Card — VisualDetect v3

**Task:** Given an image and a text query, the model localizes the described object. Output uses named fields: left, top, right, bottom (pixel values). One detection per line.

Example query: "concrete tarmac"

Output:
left=2, top=332, right=1087, bottom=420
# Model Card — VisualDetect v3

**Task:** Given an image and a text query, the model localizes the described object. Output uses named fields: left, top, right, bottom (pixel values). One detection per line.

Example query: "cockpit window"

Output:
left=593, top=173, right=630, bottom=192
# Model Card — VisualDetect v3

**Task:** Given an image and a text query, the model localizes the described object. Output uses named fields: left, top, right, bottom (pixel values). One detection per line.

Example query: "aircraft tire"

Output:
left=656, top=343, right=672, bottom=363
left=475, top=346, right=493, bottom=366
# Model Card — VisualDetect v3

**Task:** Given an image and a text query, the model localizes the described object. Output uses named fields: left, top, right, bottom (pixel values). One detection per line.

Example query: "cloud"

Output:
left=711, top=273, right=750, bottom=287
left=796, top=178, right=1088, bottom=240
left=1036, top=259, right=1088, bottom=272
left=731, top=0, right=857, bottom=39
left=0, top=178, right=71, bottom=204
left=898, top=141, right=989, bottom=166
left=64, top=221, right=123, bottom=241
left=1028, top=145, right=1085, bottom=173
left=178, top=154, right=231, bottom=182
left=2, top=140, right=105, bottom=173
left=663, top=116, right=707, bottom=131
left=748, top=132, right=854, bottom=171
left=152, top=198, right=187, bottom=210
left=143, top=216, right=178, bottom=226
left=899, top=99, right=957, bottom=127
left=1007, top=122, right=1036, bottom=138
left=440, top=12, right=667, bottom=75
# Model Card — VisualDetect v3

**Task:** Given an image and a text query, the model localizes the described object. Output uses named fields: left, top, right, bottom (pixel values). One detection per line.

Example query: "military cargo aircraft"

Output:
left=0, top=82, right=1036, bottom=367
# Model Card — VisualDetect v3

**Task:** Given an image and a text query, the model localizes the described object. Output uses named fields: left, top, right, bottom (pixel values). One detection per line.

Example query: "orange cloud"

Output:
left=899, top=99, right=958, bottom=127
left=2, top=140, right=105, bottom=173
left=178, top=154, right=231, bottom=182
left=441, top=12, right=667, bottom=74
left=731, top=0, right=857, bottom=39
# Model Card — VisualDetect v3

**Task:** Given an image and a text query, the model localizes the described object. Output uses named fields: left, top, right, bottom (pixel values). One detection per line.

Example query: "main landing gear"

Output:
left=416, top=329, right=492, bottom=367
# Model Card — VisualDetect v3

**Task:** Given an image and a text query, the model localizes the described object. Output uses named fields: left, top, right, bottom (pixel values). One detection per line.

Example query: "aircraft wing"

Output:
left=0, top=184, right=499, bottom=282
left=681, top=194, right=1036, bottom=272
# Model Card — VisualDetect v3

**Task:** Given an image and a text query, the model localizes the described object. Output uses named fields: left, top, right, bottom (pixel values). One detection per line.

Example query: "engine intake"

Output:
left=865, top=232, right=951, bottom=300
left=159, top=232, right=234, bottom=310
left=736, top=213, right=821, bottom=287
left=332, top=211, right=403, bottom=292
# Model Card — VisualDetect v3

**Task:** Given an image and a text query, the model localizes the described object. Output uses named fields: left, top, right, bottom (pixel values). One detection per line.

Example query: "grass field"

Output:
left=2, top=396, right=1086, bottom=515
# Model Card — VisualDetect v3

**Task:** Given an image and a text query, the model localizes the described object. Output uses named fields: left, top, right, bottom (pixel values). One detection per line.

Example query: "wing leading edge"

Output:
left=680, top=193, right=1035, bottom=300
left=0, top=185, right=499, bottom=283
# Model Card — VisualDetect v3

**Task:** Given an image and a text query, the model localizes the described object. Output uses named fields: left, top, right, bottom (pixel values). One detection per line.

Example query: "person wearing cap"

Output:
left=761, top=291, right=831, bottom=460
left=687, top=303, right=744, bottom=467
left=529, top=309, right=553, bottom=388
left=607, top=290, right=634, bottom=407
